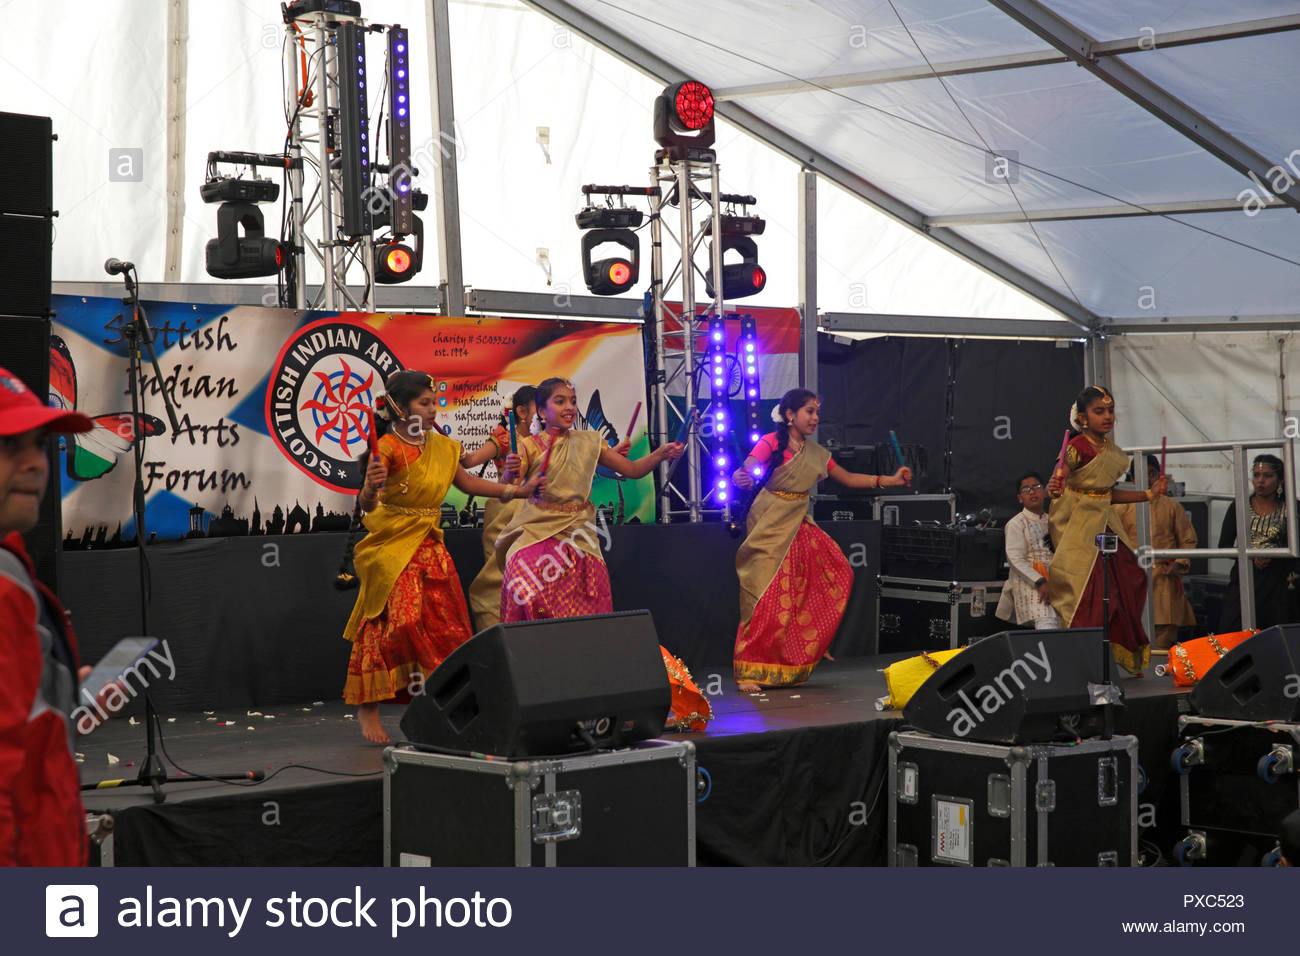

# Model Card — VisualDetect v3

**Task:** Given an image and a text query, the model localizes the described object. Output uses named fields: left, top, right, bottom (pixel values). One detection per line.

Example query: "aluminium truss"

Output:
left=647, top=156, right=724, bottom=523
left=283, top=6, right=375, bottom=311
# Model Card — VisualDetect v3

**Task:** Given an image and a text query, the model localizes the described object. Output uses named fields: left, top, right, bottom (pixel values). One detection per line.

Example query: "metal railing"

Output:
left=1126, top=439, right=1296, bottom=633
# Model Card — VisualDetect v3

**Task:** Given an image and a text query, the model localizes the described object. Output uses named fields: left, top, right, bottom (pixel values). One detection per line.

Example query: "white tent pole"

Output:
left=163, top=0, right=187, bottom=281
left=426, top=0, right=465, bottom=315
left=798, top=168, right=817, bottom=398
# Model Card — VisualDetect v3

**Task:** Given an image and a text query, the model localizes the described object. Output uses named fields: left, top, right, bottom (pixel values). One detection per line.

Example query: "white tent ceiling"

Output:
left=5, top=1, right=1297, bottom=329
left=531, top=0, right=1300, bottom=328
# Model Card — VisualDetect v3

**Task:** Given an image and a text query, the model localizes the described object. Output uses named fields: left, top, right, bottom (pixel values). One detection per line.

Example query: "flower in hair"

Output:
left=770, top=405, right=784, bottom=424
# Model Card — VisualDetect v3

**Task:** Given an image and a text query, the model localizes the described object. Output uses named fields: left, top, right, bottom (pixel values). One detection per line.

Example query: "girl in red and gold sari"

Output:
left=495, top=377, right=712, bottom=731
left=731, top=389, right=911, bottom=693
left=1046, top=385, right=1165, bottom=676
left=343, top=371, right=544, bottom=743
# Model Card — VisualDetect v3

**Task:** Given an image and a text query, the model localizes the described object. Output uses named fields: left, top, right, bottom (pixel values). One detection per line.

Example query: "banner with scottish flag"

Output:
left=50, top=296, right=653, bottom=542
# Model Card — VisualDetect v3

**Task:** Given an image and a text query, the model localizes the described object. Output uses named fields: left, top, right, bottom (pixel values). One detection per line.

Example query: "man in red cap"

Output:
left=0, top=366, right=95, bottom=865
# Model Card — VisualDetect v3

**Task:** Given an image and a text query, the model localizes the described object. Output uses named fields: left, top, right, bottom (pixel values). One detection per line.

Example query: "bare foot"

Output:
left=737, top=680, right=762, bottom=694
left=822, top=651, right=835, bottom=662
left=358, top=703, right=390, bottom=744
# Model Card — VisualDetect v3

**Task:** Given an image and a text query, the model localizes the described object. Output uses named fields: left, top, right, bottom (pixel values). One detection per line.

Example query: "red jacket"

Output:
left=0, top=532, right=85, bottom=866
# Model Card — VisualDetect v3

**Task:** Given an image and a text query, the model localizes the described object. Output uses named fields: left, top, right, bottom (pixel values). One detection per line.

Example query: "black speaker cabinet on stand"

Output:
left=1, top=112, right=58, bottom=592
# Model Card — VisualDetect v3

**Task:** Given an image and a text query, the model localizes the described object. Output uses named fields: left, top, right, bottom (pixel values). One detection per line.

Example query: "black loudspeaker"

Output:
left=0, top=113, right=59, bottom=593
left=1190, top=624, right=1300, bottom=722
left=401, top=610, right=671, bottom=757
left=903, top=628, right=1120, bottom=744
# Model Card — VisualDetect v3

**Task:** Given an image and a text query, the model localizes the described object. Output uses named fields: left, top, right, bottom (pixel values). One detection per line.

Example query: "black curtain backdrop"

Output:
left=818, top=336, right=1084, bottom=521
left=62, top=522, right=880, bottom=711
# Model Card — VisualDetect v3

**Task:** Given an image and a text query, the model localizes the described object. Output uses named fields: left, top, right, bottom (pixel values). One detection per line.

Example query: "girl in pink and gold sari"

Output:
left=731, top=389, right=910, bottom=693
left=495, top=377, right=712, bottom=731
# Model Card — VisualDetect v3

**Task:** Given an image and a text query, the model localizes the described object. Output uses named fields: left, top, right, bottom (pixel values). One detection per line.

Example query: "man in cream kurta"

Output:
left=996, top=471, right=1061, bottom=629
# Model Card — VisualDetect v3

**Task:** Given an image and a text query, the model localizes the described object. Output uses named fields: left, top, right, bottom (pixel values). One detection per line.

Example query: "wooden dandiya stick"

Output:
left=626, top=400, right=642, bottom=440
left=540, top=427, right=559, bottom=477
left=1160, top=435, right=1167, bottom=480
left=507, top=409, right=519, bottom=454
left=366, top=405, right=380, bottom=457
left=1053, top=429, right=1071, bottom=479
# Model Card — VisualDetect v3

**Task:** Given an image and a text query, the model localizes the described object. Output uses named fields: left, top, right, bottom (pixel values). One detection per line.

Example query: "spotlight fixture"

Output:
left=576, top=205, right=642, bottom=296
left=653, top=80, right=715, bottom=158
left=705, top=235, right=766, bottom=300
left=204, top=202, right=284, bottom=279
left=374, top=215, right=424, bottom=284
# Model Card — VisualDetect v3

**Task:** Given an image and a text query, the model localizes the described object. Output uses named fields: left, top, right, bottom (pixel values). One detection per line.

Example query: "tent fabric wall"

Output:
left=1111, top=331, right=1299, bottom=569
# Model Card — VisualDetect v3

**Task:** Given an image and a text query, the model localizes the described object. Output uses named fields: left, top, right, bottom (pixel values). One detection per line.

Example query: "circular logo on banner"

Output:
left=264, top=318, right=404, bottom=494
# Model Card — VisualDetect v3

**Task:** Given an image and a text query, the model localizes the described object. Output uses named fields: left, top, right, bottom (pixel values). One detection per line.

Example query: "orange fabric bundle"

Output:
left=1167, top=630, right=1256, bottom=686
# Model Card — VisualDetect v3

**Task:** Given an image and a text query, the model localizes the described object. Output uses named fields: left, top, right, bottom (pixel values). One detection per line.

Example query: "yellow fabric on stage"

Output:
left=343, top=431, right=461, bottom=637
left=1047, top=438, right=1132, bottom=627
left=496, top=428, right=602, bottom=568
left=882, top=648, right=966, bottom=710
left=736, top=441, right=831, bottom=627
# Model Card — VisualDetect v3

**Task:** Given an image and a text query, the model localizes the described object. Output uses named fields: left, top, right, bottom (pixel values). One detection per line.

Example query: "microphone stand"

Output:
left=88, top=265, right=261, bottom=801
left=1098, top=534, right=1115, bottom=741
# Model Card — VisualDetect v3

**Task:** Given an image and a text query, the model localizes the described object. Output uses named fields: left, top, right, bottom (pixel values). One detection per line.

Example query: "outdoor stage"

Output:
left=79, top=657, right=1190, bottom=867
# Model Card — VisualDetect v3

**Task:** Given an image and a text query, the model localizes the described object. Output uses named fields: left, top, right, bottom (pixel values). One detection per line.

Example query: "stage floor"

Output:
left=78, top=655, right=1190, bottom=865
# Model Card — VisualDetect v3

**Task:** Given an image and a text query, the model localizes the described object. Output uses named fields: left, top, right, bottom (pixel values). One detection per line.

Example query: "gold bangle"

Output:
left=499, top=485, right=516, bottom=503
left=1145, top=488, right=1156, bottom=502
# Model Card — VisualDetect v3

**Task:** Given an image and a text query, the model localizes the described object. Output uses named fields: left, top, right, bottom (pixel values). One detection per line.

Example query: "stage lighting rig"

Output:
left=200, top=150, right=293, bottom=280
left=738, top=314, right=763, bottom=446
left=576, top=200, right=644, bottom=296
left=374, top=214, right=424, bottom=284
left=705, top=235, right=766, bottom=300
left=653, top=80, right=715, bottom=160
left=707, top=314, right=731, bottom=510
left=205, top=202, right=285, bottom=279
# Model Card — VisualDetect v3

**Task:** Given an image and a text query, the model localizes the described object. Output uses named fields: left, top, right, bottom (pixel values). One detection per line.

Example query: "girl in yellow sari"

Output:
left=1046, top=385, right=1166, bottom=676
left=496, top=377, right=712, bottom=731
left=731, top=389, right=910, bottom=693
left=343, top=371, right=544, bottom=743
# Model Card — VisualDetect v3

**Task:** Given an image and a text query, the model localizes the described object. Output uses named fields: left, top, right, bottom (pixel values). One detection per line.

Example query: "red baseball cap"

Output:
left=0, top=366, right=94, bottom=437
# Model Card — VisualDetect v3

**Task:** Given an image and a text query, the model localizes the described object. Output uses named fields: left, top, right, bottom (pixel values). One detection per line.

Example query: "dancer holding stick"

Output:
left=731, top=389, right=910, bottom=692
left=1046, top=385, right=1164, bottom=675
left=342, top=372, right=544, bottom=743
left=495, top=378, right=711, bottom=730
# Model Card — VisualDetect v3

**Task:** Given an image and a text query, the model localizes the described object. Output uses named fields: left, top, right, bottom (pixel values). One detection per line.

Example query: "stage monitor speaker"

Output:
left=401, top=609, right=671, bottom=757
left=1190, top=624, right=1300, bottom=722
left=903, top=628, right=1120, bottom=744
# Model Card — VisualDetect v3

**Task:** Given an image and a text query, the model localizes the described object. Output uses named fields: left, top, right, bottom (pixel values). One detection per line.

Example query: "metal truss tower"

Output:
left=648, top=157, right=724, bottom=523
left=283, top=5, right=375, bottom=311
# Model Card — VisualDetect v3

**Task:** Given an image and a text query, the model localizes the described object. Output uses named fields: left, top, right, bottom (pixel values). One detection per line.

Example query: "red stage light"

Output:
left=751, top=266, right=765, bottom=289
left=674, top=81, right=714, bottom=130
left=608, top=261, right=632, bottom=285
left=385, top=247, right=413, bottom=273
